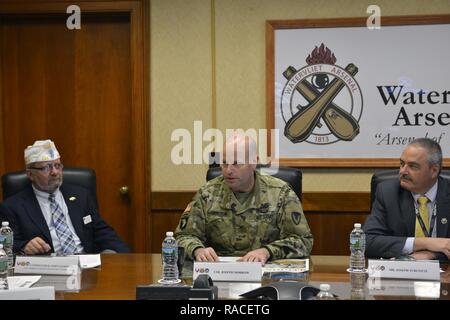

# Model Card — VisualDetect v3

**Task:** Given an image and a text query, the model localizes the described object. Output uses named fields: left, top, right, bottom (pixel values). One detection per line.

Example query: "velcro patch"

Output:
left=291, top=211, right=301, bottom=225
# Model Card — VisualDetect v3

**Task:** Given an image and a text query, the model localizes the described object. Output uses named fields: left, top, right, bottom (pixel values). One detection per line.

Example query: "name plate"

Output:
left=193, top=262, right=262, bottom=282
left=15, top=256, right=80, bottom=275
left=368, top=259, right=440, bottom=281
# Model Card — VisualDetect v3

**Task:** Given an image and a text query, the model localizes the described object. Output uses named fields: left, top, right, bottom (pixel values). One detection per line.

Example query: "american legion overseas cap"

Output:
left=24, top=139, right=60, bottom=165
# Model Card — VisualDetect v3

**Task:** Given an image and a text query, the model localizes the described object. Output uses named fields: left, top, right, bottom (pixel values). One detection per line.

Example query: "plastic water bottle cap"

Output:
left=319, top=284, right=330, bottom=291
left=354, top=223, right=361, bottom=228
left=1, top=221, right=8, bottom=227
left=166, top=231, right=174, bottom=237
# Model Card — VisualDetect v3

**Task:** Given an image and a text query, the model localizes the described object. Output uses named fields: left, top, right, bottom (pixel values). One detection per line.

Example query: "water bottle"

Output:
left=350, top=272, right=366, bottom=300
left=158, top=231, right=181, bottom=284
left=349, top=223, right=366, bottom=272
left=0, top=222, right=14, bottom=273
left=315, top=284, right=336, bottom=300
left=0, top=244, right=8, bottom=290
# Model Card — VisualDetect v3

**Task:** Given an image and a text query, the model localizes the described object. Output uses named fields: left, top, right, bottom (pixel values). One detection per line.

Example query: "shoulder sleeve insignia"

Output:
left=291, top=211, right=301, bottom=225
left=180, top=216, right=189, bottom=230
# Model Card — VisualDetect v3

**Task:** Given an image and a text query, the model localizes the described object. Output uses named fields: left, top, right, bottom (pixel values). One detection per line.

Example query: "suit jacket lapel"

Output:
left=22, top=187, right=52, bottom=244
left=399, top=187, right=416, bottom=236
left=436, top=177, right=450, bottom=237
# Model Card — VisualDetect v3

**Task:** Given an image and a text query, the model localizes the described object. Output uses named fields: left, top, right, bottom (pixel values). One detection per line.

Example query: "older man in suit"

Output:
left=0, top=139, right=129, bottom=255
left=364, top=138, right=450, bottom=260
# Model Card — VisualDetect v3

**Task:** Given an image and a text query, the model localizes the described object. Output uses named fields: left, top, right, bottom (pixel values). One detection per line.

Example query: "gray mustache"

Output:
left=400, top=175, right=412, bottom=181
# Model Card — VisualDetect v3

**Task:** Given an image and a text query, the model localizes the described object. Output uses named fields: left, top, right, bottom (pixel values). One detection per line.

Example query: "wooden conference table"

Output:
left=29, top=254, right=450, bottom=300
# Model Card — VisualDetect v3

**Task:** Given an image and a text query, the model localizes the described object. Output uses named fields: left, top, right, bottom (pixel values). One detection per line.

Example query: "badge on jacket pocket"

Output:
left=83, top=215, right=92, bottom=225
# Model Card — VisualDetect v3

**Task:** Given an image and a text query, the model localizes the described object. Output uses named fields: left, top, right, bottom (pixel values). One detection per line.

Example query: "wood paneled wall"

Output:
left=151, top=191, right=370, bottom=255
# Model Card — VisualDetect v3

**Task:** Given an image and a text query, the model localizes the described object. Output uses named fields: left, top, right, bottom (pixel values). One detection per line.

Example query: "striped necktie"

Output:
left=415, top=196, right=430, bottom=238
left=49, top=193, right=77, bottom=255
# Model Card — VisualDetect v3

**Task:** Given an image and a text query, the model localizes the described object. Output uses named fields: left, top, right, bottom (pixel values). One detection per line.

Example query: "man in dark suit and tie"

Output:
left=0, top=139, right=130, bottom=255
left=364, top=138, right=450, bottom=260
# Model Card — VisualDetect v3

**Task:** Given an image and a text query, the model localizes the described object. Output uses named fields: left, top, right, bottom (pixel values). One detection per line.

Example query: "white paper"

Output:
left=7, top=276, right=41, bottom=289
left=73, top=254, right=101, bottom=269
left=219, top=256, right=239, bottom=262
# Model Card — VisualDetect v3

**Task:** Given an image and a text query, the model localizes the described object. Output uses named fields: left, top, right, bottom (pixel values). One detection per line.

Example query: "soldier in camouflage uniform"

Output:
left=175, top=134, right=313, bottom=264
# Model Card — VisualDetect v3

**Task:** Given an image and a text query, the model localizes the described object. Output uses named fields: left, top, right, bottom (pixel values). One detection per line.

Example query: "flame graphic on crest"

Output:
left=305, top=43, right=337, bottom=65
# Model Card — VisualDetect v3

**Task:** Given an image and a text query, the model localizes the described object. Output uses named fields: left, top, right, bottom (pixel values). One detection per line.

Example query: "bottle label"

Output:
left=350, top=238, right=362, bottom=249
left=0, top=258, right=7, bottom=272
left=0, top=235, right=13, bottom=247
left=162, top=247, right=176, bottom=255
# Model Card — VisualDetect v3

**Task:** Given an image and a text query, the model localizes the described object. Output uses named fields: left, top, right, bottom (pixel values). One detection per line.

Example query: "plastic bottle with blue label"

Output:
left=158, top=231, right=181, bottom=284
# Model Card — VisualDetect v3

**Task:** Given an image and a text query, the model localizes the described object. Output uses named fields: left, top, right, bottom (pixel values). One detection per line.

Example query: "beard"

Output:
left=36, top=176, right=63, bottom=193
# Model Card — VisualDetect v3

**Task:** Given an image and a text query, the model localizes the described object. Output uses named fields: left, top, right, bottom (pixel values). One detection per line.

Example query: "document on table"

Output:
left=219, top=256, right=240, bottom=262
left=73, top=254, right=101, bottom=269
left=7, top=276, right=42, bottom=289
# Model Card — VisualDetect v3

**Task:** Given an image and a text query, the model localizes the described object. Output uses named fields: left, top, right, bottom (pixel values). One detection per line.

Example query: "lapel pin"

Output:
left=441, top=218, right=448, bottom=225
left=69, top=196, right=76, bottom=201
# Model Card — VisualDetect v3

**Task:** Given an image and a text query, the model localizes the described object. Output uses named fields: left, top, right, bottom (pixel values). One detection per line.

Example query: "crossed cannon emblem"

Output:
left=282, top=63, right=361, bottom=143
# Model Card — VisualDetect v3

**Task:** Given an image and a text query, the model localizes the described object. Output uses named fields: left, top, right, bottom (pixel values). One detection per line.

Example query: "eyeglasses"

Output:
left=28, top=163, right=64, bottom=173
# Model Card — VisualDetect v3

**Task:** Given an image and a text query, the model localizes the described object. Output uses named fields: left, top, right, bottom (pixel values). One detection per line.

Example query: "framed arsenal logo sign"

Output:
left=266, top=15, right=450, bottom=167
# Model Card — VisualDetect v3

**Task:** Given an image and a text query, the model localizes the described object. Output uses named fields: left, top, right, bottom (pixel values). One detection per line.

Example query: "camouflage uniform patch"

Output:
left=179, top=216, right=189, bottom=230
left=291, top=211, right=301, bottom=225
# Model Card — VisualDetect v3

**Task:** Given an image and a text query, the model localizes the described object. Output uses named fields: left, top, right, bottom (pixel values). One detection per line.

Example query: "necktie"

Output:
left=415, top=196, right=430, bottom=238
left=49, top=193, right=77, bottom=255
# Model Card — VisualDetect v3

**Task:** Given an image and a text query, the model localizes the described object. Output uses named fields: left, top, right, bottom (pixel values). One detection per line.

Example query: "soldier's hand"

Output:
left=23, top=237, right=51, bottom=255
left=237, top=248, right=270, bottom=265
left=194, top=247, right=219, bottom=262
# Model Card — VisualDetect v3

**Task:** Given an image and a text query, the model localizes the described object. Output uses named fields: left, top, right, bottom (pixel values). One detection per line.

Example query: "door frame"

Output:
left=0, top=0, right=151, bottom=252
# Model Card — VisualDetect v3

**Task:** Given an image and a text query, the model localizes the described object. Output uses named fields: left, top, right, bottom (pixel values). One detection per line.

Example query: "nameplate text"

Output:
left=368, top=259, right=440, bottom=280
left=193, top=261, right=262, bottom=282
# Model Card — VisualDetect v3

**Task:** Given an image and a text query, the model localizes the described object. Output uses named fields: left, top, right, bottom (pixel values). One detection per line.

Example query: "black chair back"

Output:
left=206, top=165, right=302, bottom=200
left=1, top=167, right=99, bottom=208
left=370, top=169, right=450, bottom=211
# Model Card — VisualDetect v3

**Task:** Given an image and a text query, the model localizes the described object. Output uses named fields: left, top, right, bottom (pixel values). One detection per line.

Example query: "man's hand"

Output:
left=237, top=248, right=270, bottom=265
left=413, top=238, right=450, bottom=259
left=23, top=237, right=51, bottom=255
left=410, top=250, right=436, bottom=260
left=194, top=247, right=219, bottom=262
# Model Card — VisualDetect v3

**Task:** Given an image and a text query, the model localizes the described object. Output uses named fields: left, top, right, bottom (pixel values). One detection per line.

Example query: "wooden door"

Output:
left=0, top=1, right=149, bottom=252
